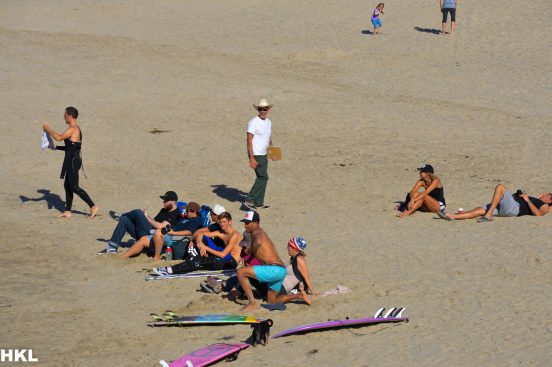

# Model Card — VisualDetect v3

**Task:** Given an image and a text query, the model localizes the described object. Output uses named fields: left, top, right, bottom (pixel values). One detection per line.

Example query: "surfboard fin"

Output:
left=392, top=307, right=405, bottom=318
left=383, top=307, right=396, bottom=318
left=150, top=313, right=163, bottom=322
left=374, top=307, right=385, bottom=318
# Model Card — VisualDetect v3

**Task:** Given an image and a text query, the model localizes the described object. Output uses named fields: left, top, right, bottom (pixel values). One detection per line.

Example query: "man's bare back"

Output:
left=250, top=228, right=284, bottom=266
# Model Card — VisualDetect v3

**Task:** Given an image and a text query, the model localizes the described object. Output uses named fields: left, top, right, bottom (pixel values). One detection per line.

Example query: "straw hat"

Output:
left=253, top=98, right=273, bottom=110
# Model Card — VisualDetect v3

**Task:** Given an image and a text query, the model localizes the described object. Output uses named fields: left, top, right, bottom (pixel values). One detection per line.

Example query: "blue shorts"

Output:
left=253, top=265, right=287, bottom=292
left=204, top=235, right=232, bottom=261
left=371, top=18, right=382, bottom=27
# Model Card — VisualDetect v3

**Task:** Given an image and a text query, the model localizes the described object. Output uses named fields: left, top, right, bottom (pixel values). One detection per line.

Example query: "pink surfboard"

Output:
left=159, top=343, right=250, bottom=367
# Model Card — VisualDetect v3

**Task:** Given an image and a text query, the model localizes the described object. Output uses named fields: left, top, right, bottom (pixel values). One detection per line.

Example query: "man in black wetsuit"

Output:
left=439, top=184, right=552, bottom=222
left=43, top=107, right=99, bottom=219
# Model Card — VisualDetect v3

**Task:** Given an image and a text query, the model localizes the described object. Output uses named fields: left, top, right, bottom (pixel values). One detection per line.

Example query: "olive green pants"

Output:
left=246, top=155, right=269, bottom=206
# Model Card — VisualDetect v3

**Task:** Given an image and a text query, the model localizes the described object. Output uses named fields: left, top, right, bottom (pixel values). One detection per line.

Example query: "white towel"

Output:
left=319, top=285, right=351, bottom=298
left=41, top=131, right=55, bottom=150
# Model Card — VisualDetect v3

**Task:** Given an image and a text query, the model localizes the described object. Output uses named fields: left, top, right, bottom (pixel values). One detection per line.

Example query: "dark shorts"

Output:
left=442, top=8, right=456, bottom=23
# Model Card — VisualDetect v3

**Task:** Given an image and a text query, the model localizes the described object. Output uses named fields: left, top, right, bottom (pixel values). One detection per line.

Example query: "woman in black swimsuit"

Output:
left=43, top=107, right=99, bottom=219
left=397, top=164, right=446, bottom=218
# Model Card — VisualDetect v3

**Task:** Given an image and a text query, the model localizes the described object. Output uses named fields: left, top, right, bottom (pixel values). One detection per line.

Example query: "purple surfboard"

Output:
left=159, top=343, right=249, bottom=367
left=272, top=316, right=408, bottom=339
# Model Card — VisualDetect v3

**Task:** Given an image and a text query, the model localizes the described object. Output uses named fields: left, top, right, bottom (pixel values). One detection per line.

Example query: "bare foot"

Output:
left=58, top=211, right=72, bottom=218
left=300, top=290, right=312, bottom=306
left=239, top=303, right=258, bottom=312
left=88, top=205, right=100, bottom=219
left=396, top=212, right=410, bottom=218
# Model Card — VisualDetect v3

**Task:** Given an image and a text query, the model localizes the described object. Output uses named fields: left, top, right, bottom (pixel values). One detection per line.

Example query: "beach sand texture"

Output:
left=1, top=0, right=551, bottom=366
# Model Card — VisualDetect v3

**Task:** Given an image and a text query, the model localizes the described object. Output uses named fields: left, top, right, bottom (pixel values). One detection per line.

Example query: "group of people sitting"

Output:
left=96, top=191, right=315, bottom=310
left=396, top=164, right=552, bottom=221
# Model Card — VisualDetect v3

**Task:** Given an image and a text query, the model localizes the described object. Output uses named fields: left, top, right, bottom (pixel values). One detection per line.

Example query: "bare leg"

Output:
left=237, top=267, right=259, bottom=311
left=88, top=205, right=100, bottom=219
left=421, top=196, right=442, bottom=213
left=271, top=289, right=312, bottom=305
left=397, top=194, right=424, bottom=218
left=121, top=236, right=150, bottom=258
left=442, top=22, right=446, bottom=34
left=447, top=207, right=486, bottom=220
left=482, top=184, right=506, bottom=220
left=451, top=21, right=456, bottom=34
left=152, top=229, right=164, bottom=261
left=58, top=211, right=72, bottom=218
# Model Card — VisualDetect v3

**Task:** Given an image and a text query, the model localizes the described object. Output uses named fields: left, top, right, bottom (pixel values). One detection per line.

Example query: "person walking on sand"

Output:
left=371, top=3, right=385, bottom=35
left=236, top=211, right=287, bottom=311
left=440, top=0, right=457, bottom=35
left=42, top=107, right=99, bottom=219
left=243, top=99, right=274, bottom=210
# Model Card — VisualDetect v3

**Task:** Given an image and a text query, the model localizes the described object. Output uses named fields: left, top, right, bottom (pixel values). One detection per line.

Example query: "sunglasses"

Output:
left=258, top=107, right=269, bottom=112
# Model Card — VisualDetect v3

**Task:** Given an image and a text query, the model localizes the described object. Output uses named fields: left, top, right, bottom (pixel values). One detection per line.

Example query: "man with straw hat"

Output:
left=244, top=99, right=274, bottom=209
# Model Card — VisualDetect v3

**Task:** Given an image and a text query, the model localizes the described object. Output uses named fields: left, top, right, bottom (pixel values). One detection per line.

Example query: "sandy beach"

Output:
left=1, top=0, right=551, bottom=366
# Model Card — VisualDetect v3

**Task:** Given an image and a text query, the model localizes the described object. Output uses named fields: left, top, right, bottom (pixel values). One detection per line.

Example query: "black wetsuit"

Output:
left=57, top=129, right=94, bottom=211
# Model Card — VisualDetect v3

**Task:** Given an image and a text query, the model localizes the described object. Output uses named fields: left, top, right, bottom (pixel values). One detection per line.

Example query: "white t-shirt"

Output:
left=246, top=116, right=272, bottom=155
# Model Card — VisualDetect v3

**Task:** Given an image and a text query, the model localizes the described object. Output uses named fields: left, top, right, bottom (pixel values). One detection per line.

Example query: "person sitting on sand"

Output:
left=397, top=164, right=446, bottom=218
left=269, top=236, right=315, bottom=306
left=195, top=211, right=243, bottom=267
left=154, top=211, right=242, bottom=274
left=188, top=204, right=227, bottom=247
left=438, top=184, right=552, bottom=222
left=97, top=191, right=181, bottom=255
left=149, top=202, right=203, bottom=260
left=236, top=211, right=287, bottom=311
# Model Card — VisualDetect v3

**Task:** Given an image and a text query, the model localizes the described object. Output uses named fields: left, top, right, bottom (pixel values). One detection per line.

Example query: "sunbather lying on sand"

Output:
left=438, top=184, right=552, bottom=222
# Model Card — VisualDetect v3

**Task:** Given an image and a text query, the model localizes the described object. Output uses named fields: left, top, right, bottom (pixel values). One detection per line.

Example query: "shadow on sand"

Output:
left=211, top=184, right=247, bottom=203
left=19, top=189, right=87, bottom=216
left=414, top=27, right=441, bottom=35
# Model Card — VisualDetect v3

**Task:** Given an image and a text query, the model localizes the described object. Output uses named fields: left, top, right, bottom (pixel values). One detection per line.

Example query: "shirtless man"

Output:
left=154, top=211, right=242, bottom=275
left=196, top=211, right=243, bottom=268
left=236, top=211, right=286, bottom=311
left=42, top=107, right=99, bottom=219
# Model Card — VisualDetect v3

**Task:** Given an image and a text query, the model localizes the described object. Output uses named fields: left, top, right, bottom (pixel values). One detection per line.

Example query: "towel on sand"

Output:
left=319, top=285, right=351, bottom=298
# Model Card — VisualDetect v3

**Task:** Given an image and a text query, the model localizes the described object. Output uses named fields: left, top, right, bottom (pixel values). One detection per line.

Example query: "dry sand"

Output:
left=1, top=0, right=551, bottom=366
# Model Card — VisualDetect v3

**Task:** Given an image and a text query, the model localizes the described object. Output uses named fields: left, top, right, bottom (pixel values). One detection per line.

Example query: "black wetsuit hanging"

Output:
left=57, top=129, right=95, bottom=211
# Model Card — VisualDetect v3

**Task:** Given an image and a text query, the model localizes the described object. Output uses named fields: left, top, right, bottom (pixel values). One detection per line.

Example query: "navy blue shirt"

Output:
left=173, top=216, right=203, bottom=233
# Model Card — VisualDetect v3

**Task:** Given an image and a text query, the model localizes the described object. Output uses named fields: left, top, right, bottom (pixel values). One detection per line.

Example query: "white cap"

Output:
left=211, top=204, right=226, bottom=215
